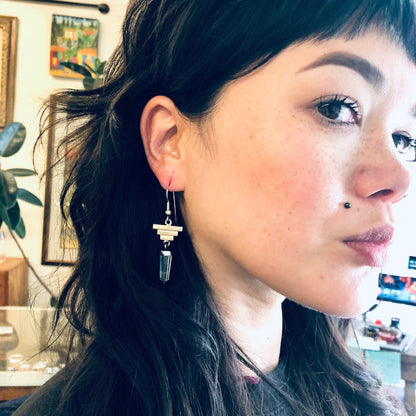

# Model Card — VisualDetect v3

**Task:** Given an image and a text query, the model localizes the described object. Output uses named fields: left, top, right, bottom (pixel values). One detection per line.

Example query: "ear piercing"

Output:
left=344, top=202, right=351, bottom=209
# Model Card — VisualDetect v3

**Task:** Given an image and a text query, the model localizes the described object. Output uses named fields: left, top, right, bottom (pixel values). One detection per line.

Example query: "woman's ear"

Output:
left=140, top=96, right=187, bottom=191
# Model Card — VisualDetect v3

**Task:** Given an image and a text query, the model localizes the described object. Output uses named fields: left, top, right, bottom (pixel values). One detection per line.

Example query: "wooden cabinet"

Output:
left=0, top=386, right=38, bottom=401
left=0, top=258, right=28, bottom=306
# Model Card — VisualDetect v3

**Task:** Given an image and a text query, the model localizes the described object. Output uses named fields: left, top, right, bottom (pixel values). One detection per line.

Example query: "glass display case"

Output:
left=0, top=306, right=65, bottom=400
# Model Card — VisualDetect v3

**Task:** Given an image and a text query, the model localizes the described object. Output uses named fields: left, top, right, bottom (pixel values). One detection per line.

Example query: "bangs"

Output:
left=310, top=0, right=416, bottom=62
left=227, top=0, right=416, bottom=88
left=128, top=0, right=416, bottom=115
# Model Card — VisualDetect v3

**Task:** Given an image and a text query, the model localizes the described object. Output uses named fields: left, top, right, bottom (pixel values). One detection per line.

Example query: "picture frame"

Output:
left=0, top=16, right=17, bottom=130
left=50, top=14, right=100, bottom=78
left=41, top=105, right=78, bottom=266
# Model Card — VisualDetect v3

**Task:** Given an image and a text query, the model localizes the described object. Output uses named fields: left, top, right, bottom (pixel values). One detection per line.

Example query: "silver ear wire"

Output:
left=173, top=191, right=178, bottom=224
left=152, top=189, right=183, bottom=282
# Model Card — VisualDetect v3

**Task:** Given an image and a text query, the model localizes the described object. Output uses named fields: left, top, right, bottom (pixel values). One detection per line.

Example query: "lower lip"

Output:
left=344, top=241, right=389, bottom=267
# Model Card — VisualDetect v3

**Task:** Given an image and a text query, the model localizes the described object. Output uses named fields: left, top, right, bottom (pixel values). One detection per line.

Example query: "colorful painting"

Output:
left=50, top=15, right=99, bottom=78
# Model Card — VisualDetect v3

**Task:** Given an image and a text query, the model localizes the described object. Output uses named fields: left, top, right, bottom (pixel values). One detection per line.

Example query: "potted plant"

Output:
left=60, top=58, right=106, bottom=89
left=0, top=122, right=42, bottom=237
left=0, top=122, right=56, bottom=301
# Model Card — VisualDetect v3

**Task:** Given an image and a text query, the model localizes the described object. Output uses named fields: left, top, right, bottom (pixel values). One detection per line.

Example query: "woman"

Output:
left=13, top=0, right=416, bottom=415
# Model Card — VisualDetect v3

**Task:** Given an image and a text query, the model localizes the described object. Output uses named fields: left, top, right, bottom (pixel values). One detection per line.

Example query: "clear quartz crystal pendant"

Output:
left=159, top=250, right=172, bottom=283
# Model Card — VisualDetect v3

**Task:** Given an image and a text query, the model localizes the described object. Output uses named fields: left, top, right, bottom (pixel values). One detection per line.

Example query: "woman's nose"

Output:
left=352, top=135, right=411, bottom=204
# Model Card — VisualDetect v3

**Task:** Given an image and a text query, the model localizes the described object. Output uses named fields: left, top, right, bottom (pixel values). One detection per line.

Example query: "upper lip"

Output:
left=343, top=225, right=394, bottom=245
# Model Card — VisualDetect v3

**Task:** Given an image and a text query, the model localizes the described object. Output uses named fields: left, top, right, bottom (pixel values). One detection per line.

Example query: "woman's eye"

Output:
left=392, top=133, right=416, bottom=161
left=316, top=95, right=360, bottom=125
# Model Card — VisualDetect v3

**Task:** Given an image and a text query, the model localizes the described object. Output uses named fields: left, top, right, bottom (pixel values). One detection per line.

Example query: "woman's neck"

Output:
left=209, top=274, right=285, bottom=374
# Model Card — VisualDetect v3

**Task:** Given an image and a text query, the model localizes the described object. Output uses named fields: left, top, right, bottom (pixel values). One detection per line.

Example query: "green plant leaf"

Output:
left=6, top=168, right=36, bottom=177
left=17, top=188, right=43, bottom=206
left=0, top=122, right=26, bottom=157
left=0, top=201, right=19, bottom=229
left=7, top=202, right=21, bottom=229
left=83, top=77, right=96, bottom=90
left=14, top=216, right=25, bottom=238
left=83, top=63, right=96, bottom=75
left=60, top=62, right=92, bottom=78
left=93, top=58, right=101, bottom=71
left=95, top=60, right=106, bottom=75
left=0, top=204, right=11, bottom=228
left=0, top=171, right=18, bottom=208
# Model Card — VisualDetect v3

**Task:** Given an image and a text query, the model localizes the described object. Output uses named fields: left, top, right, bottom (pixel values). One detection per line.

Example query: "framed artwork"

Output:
left=0, top=16, right=17, bottom=130
left=50, top=14, right=100, bottom=78
left=41, top=106, right=78, bottom=266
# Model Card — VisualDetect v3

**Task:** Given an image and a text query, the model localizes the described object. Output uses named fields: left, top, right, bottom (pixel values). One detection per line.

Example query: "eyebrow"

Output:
left=299, top=52, right=384, bottom=88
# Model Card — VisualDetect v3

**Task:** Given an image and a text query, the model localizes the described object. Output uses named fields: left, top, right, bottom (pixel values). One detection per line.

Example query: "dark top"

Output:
left=0, top=395, right=29, bottom=416
left=11, top=366, right=71, bottom=416
left=9, top=362, right=293, bottom=416
left=248, top=362, right=295, bottom=416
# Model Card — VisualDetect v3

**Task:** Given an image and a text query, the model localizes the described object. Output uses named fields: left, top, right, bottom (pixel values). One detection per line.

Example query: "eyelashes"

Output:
left=315, top=94, right=361, bottom=126
left=313, top=94, right=416, bottom=161
left=392, top=133, right=416, bottom=161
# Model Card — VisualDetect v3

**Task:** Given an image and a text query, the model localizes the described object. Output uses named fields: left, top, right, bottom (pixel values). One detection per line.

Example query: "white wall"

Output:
left=0, top=0, right=128, bottom=306
left=368, top=169, right=416, bottom=335
left=383, top=169, right=416, bottom=277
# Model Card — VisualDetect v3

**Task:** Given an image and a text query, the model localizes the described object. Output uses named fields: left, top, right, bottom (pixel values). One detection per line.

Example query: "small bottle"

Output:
left=0, top=232, right=6, bottom=263
left=390, top=317, right=400, bottom=329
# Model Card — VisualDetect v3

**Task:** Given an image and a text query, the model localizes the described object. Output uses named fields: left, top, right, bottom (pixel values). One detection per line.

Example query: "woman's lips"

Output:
left=343, top=225, right=394, bottom=267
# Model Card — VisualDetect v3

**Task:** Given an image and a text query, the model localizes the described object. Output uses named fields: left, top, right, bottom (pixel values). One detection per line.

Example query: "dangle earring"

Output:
left=153, top=189, right=183, bottom=283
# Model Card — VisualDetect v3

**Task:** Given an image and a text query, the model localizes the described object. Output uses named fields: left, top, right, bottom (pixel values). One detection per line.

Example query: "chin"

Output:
left=327, top=268, right=380, bottom=318
left=329, top=304, right=375, bottom=319
left=319, top=291, right=379, bottom=319
left=304, top=286, right=380, bottom=319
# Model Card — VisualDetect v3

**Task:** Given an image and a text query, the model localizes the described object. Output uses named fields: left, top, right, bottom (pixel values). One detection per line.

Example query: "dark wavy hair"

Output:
left=42, top=1, right=416, bottom=415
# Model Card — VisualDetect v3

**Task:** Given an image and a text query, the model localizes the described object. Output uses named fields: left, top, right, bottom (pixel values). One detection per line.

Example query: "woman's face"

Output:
left=180, top=31, right=416, bottom=317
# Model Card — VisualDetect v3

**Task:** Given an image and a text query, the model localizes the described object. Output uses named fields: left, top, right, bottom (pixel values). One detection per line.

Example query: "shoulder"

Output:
left=0, top=395, right=30, bottom=416
left=11, top=366, right=72, bottom=416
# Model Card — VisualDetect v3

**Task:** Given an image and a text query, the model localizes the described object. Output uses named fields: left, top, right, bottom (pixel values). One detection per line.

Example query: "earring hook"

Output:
left=165, top=188, right=178, bottom=224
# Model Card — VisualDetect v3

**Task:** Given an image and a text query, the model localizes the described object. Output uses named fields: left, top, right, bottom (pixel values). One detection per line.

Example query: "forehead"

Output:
left=231, top=31, right=416, bottom=93
left=200, top=31, right=416, bottom=129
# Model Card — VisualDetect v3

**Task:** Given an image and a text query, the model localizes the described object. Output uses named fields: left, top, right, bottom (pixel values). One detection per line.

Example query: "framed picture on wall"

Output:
left=41, top=104, right=78, bottom=266
left=0, top=16, right=17, bottom=130
left=50, top=14, right=100, bottom=78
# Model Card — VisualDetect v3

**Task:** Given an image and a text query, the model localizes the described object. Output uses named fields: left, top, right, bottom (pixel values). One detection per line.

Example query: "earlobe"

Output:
left=140, top=96, right=186, bottom=191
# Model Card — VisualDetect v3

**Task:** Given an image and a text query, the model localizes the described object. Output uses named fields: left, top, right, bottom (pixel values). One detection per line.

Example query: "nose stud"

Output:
left=344, top=202, right=351, bottom=209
